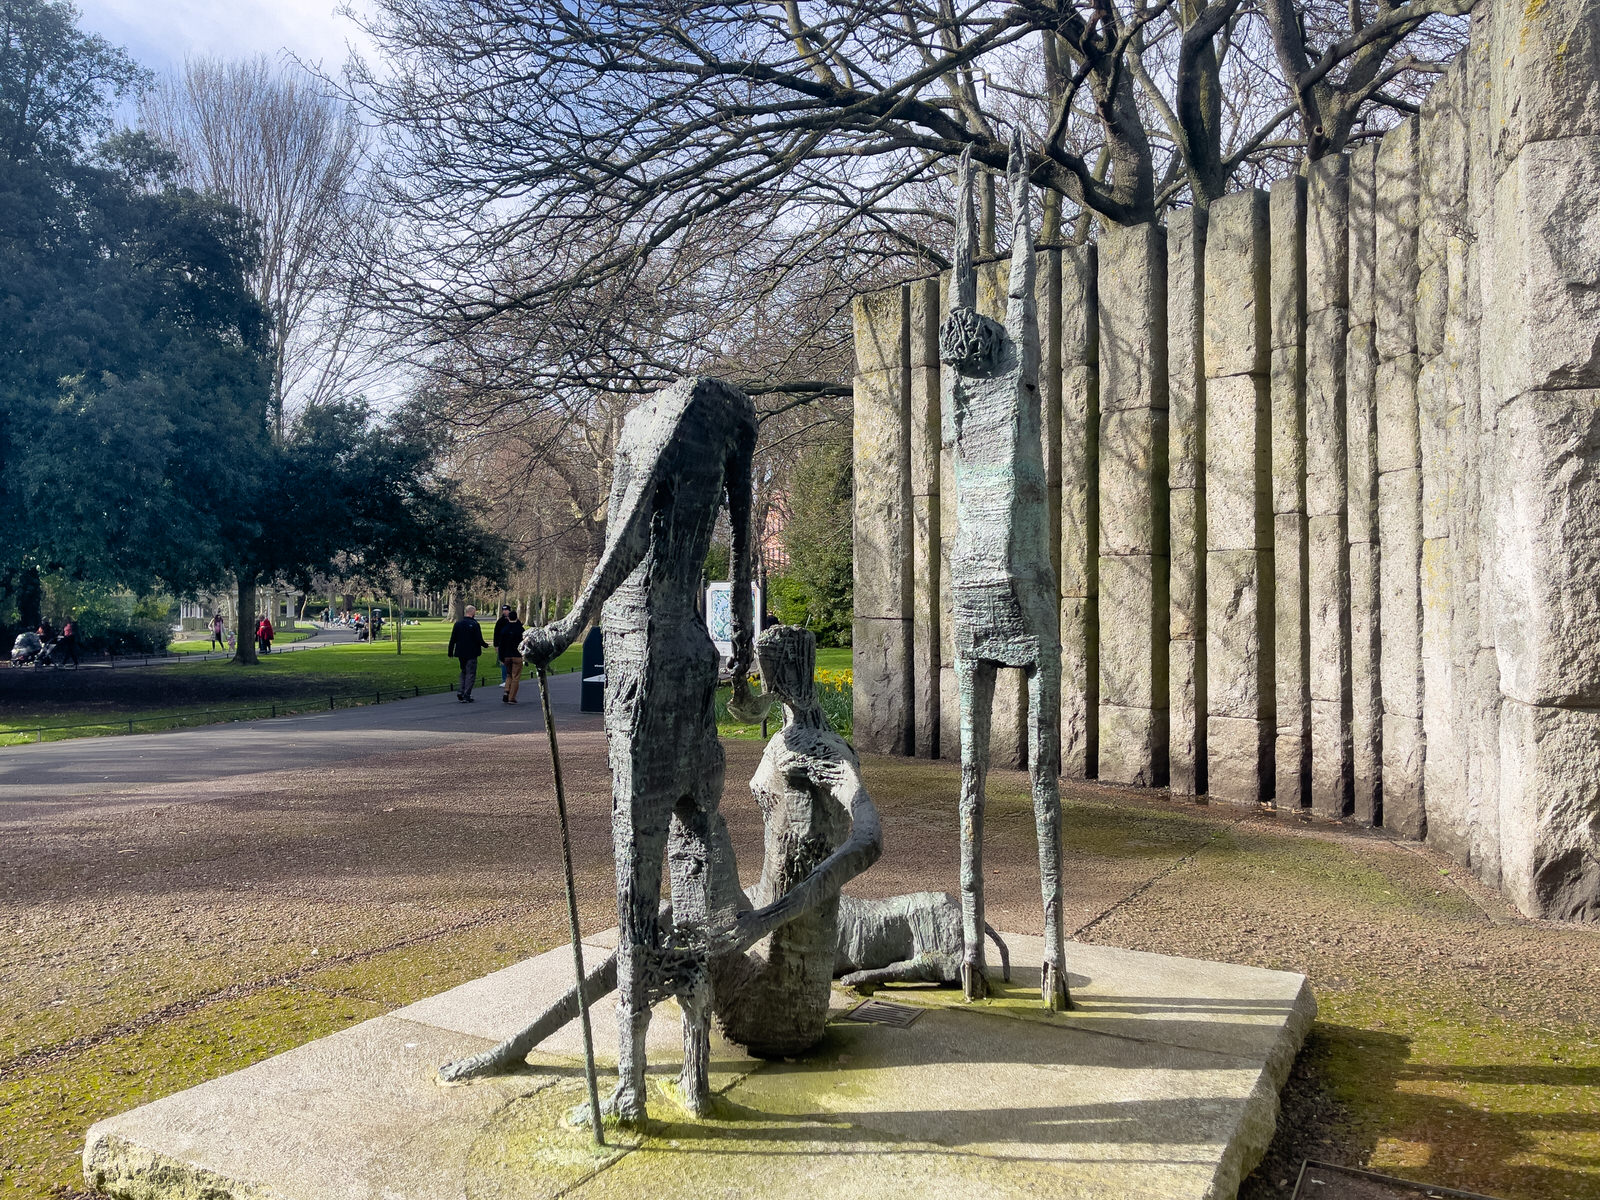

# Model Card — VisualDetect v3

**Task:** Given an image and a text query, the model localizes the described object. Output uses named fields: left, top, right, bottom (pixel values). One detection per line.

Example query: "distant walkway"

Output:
left=0, top=670, right=598, bottom=793
left=34, top=625, right=359, bottom=671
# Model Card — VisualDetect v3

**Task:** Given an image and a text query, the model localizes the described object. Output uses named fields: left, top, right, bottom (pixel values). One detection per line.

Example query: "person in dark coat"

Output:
left=447, top=605, right=490, bottom=701
left=56, top=616, right=79, bottom=666
left=492, top=604, right=513, bottom=688
left=494, top=607, right=526, bottom=704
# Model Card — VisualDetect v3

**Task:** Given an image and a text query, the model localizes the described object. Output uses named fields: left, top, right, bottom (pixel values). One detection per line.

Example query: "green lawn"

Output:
left=0, top=623, right=851, bottom=746
left=168, top=629, right=314, bottom=654
left=0, top=620, right=580, bottom=745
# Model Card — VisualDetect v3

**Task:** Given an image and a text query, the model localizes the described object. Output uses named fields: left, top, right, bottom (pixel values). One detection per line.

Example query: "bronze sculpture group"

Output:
left=458, top=133, right=1068, bottom=1127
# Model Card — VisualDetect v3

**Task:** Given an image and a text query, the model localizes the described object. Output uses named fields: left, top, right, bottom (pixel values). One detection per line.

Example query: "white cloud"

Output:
left=76, top=0, right=375, bottom=74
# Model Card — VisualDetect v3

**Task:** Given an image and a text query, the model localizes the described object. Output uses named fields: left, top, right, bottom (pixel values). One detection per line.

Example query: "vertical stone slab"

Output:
left=1418, top=70, right=1473, bottom=860
left=1346, top=142, right=1383, bottom=824
left=908, top=277, right=942, bottom=760
left=1167, top=209, right=1207, bottom=796
left=1204, top=190, right=1274, bottom=805
left=1097, top=223, right=1169, bottom=786
left=852, top=285, right=913, bottom=755
left=1061, top=245, right=1100, bottom=778
left=1484, top=0, right=1600, bottom=920
left=1375, top=118, right=1426, bottom=837
left=1269, top=178, right=1308, bottom=812
left=1462, top=4, right=1501, bottom=889
left=1305, top=156, right=1353, bottom=818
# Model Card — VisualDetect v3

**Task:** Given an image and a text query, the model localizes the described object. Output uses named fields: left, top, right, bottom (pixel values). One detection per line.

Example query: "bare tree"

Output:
left=142, top=56, right=384, bottom=441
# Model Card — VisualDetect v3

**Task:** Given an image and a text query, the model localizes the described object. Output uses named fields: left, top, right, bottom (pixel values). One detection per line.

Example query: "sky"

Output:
left=75, top=0, right=375, bottom=75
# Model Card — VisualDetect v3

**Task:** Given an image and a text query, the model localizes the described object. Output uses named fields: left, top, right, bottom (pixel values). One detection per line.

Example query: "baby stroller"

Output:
left=11, top=631, right=60, bottom=668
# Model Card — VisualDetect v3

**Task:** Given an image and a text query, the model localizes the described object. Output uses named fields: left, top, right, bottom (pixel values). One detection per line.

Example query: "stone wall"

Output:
left=850, top=0, right=1600, bottom=922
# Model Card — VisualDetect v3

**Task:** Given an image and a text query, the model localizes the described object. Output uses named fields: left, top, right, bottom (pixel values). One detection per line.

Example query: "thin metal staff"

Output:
left=535, top=662, right=605, bottom=1146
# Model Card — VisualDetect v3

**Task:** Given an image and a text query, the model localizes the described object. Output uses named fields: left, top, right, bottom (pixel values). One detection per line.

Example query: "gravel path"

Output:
left=1, top=737, right=1596, bottom=1200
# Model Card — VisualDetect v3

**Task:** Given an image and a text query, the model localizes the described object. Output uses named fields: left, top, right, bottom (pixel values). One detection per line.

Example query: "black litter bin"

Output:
left=580, top=626, right=605, bottom=713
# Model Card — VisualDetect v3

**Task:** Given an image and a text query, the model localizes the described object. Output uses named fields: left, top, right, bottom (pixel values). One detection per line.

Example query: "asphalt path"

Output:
left=0, top=668, right=598, bottom=794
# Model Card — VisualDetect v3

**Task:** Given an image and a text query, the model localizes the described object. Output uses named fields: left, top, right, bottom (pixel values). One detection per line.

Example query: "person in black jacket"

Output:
left=493, top=606, right=527, bottom=704
left=446, top=605, right=490, bottom=701
left=492, top=604, right=513, bottom=689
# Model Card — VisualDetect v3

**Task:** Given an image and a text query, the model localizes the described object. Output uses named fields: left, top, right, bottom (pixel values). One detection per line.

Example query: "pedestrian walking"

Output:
left=256, top=614, right=275, bottom=655
left=56, top=616, right=79, bottom=667
left=209, top=612, right=225, bottom=650
left=447, top=605, right=489, bottom=702
left=494, top=606, right=526, bottom=704
left=492, top=604, right=514, bottom=688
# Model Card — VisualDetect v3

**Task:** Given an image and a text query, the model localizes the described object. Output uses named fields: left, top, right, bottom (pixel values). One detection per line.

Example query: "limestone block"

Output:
left=1098, top=553, right=1170, bottom=710
left=1061, top=595, right=1099, bottom=779
left=1489, top=0, right=1600, bottom=169
left=1304, top=307, right=1349, bottom=518
left=1379, top=467, right=1424, bottom=720
left=1310, top=697, right=1354, bottom=818
left=939, top=441, right=955, bottom=662
left=1382, top=711, right=1427, bottom=839
left=939, top=663, right=958, bottom=762
left=1482, top=138, right=1600, bottom=407
left=1203, top=189, right=1271, bottom=378
left=1038, top=250, right=1064, bottom=581
left=853, top=616, right=913, bottom=755
left=1170, top=486, right=1203, bottom=640
left=1274, top=510, right=1309, bottom=741
left=1375, top=354, right=1420, bottom=475
left=1376, top=720, right=1427, bottom=838
left=1209, top=715, right=1272, bottom=806
left=1205, top=374, right=1272, bottom=551
left=1270, top=344, right=1305, bottom=519
left=1344, top=324, right=1382, bottom=544
left=853, top=365, right=911, bottom=621
left=908, top=280, right=942, bottom=494
left=1415, top=72, right=1461, bottom=362
left=989, top=667, right=1029, bottom=771
left=1061, top=243, right=1099, bottom=369
left=1269, top=177, right=1306, bottom=352
left=1466, top=646, right=1502, bottom=882
left=1348, top=144, right=1378, bottom=328
left=1099, top=701, right=1169, bottom=787
left=1375, top=119, right=1419, bottom=361
left=1275, top=733, right=1308, bottom=812
left=1305, top=155, right=1349, bottom=313
left=1492, top=388, right=1600, bottom=707
left=1498, top=700, right=1600, bottom=922
left=1349, top=541, right=1383, bottom=824
left=1417, top=358, right=1462, bottom=543
left=1097, top=223, right=1168, bottom=414
left=911, top=492, right=940, bottom=759
left=1168, top=209, right=1207, bottom=491
left=1207, top=548, right=1275, bottom=722
left=1169, top=636, right=1205, bottom=796
left=853, top=286, right=907, bottom=374
left=1307, top=513, right=1351, bottom=702
left=1061, top=362, right=1099, bottom=599
left=1099, top=407, right=1170, bottom=558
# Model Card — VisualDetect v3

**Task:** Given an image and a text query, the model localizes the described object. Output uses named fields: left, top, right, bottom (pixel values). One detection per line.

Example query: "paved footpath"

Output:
left=0, top=669, right=597, bottom=793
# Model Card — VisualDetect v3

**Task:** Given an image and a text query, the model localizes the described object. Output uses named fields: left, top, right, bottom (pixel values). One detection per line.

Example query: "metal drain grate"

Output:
left=839, top=999, right=923, bottom=1028
left=1291, top=1160, right=1506, bottom=1200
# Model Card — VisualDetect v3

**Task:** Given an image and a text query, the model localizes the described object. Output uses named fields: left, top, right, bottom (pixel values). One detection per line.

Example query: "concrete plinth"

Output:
left=85, top=934, right=1314, bottom=1200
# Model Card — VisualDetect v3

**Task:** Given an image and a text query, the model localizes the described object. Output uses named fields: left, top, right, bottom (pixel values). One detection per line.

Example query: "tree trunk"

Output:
left=449, top=586, right=465, bottom=621
left=16, top=566, right=42, bottom=631
left=233, top=577, right=259, bottom=664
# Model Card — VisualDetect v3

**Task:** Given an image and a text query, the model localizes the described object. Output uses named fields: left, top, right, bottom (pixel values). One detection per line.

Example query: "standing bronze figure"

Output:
left=521, top=376, right=763, bottom=1123
left=941, top=135, right=1070, bottom=1009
